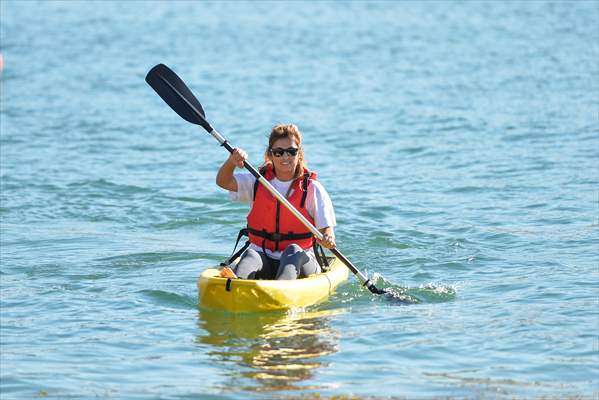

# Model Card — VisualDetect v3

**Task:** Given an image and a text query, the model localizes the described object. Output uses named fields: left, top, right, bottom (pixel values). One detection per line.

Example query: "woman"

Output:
left=216, top=124, right=336, bottom=280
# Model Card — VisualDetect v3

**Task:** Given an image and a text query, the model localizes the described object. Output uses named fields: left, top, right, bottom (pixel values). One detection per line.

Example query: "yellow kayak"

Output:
left=197, top=256, right=349, bottom=313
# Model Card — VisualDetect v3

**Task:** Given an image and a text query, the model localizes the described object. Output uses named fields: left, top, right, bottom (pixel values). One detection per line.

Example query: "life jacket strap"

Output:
left=247, top=227, right=313, bottom=242
left=252, top=165, right=268, bottom=202
left=300, top=172, right=310, bottom=208
left=252, top=167, right=312, bottom=207
left=313, top=242, right=330, bottom=271
left=222, top=228, right=251, bottom=266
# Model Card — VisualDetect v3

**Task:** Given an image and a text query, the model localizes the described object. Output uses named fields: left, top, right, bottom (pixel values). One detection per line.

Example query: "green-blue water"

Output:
left=1, top=1, right=598, bottom=399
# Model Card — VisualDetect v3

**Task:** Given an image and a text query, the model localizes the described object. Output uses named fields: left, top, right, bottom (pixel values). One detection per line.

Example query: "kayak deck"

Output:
left=197, top=256, right=349, bottom=313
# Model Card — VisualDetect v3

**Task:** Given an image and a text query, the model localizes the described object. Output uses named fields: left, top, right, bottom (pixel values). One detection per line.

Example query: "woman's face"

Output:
left=269, top=137, right=300, bottom=180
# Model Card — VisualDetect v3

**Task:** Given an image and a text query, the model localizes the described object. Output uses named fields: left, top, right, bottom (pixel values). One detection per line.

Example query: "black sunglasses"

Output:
left=270, top=147, right=299, bottom=157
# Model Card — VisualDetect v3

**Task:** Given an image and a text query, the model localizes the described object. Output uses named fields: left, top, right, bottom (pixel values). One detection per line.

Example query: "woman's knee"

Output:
left=276, top=263, right=299, bottom=280
left=276, top=246, right=304, bottom=280
left=282, top=243, right=303, bottom=256
left=277, top=245, right=318, bottom=280
left=300, top=260, right=320, bottom=278
left=233, top=249, right=263, bottom=279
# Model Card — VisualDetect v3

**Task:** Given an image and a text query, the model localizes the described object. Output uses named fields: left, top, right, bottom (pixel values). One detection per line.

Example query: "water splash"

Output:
left=365, top=272, right=458, bottom=304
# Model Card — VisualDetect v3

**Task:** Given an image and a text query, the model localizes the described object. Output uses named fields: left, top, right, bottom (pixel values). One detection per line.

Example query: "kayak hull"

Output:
left=198, top=257, right=349, bottom=313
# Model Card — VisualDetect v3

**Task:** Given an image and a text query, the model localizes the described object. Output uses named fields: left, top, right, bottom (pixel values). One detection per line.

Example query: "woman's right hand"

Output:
left=217, top=147, right=247, bottom=191
left=228, top=148, right=248, bottom=168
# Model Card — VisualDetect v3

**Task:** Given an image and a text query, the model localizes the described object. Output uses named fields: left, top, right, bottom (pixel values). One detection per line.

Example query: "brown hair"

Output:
left=264, top=124, right=307, bottom=179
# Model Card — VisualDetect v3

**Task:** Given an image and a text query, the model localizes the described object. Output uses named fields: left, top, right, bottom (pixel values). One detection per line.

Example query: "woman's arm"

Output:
left=309, top=181, right=336, bottom=249
left=216, top=148, right=247, bottom=192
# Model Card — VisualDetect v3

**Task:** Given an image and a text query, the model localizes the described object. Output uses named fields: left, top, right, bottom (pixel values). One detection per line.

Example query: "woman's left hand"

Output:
left=317, top=229, right=336, bottom=249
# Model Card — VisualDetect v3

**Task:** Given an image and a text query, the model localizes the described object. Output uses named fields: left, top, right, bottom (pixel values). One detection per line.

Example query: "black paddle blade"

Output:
left=145, top=64, right=213, bottom=132
left=365, top=282, right=387, bottom=295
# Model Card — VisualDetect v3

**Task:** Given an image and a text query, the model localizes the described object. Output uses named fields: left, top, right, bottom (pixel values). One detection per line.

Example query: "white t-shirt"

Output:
left=230, top=172, right=336, bottom=259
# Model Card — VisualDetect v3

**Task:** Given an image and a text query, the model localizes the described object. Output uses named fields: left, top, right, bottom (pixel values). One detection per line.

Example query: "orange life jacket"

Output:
left=247, top=164, right=316, bottom=252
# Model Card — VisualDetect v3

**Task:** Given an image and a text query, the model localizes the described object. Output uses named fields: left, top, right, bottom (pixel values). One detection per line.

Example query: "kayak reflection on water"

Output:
left=195, top=309, right=345, bottom=393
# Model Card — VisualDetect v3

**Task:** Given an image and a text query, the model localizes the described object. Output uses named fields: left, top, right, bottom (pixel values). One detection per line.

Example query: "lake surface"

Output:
left=1, top=1, right=598, bottom=399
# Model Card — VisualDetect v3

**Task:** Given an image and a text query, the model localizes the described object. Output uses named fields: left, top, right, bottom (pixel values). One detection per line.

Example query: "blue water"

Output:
left=1, top=1, right=598, bottom=399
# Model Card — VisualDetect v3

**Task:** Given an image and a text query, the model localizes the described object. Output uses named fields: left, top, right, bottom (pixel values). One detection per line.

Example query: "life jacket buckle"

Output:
left=271, top=233, right=282, bottom=241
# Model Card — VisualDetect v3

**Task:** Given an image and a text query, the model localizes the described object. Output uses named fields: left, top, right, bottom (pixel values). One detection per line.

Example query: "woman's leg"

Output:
left=276, top=244, right=321, bottom=280
left=233, top=249, right=269, bottom=279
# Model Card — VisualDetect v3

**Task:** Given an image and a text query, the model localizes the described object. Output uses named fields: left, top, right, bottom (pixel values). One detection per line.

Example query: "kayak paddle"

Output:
left=145, top=64, right=387, bottom=295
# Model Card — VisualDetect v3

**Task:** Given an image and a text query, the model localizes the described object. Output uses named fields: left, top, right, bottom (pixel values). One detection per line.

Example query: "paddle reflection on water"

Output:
left=196, top=308, right=344, bottom=393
